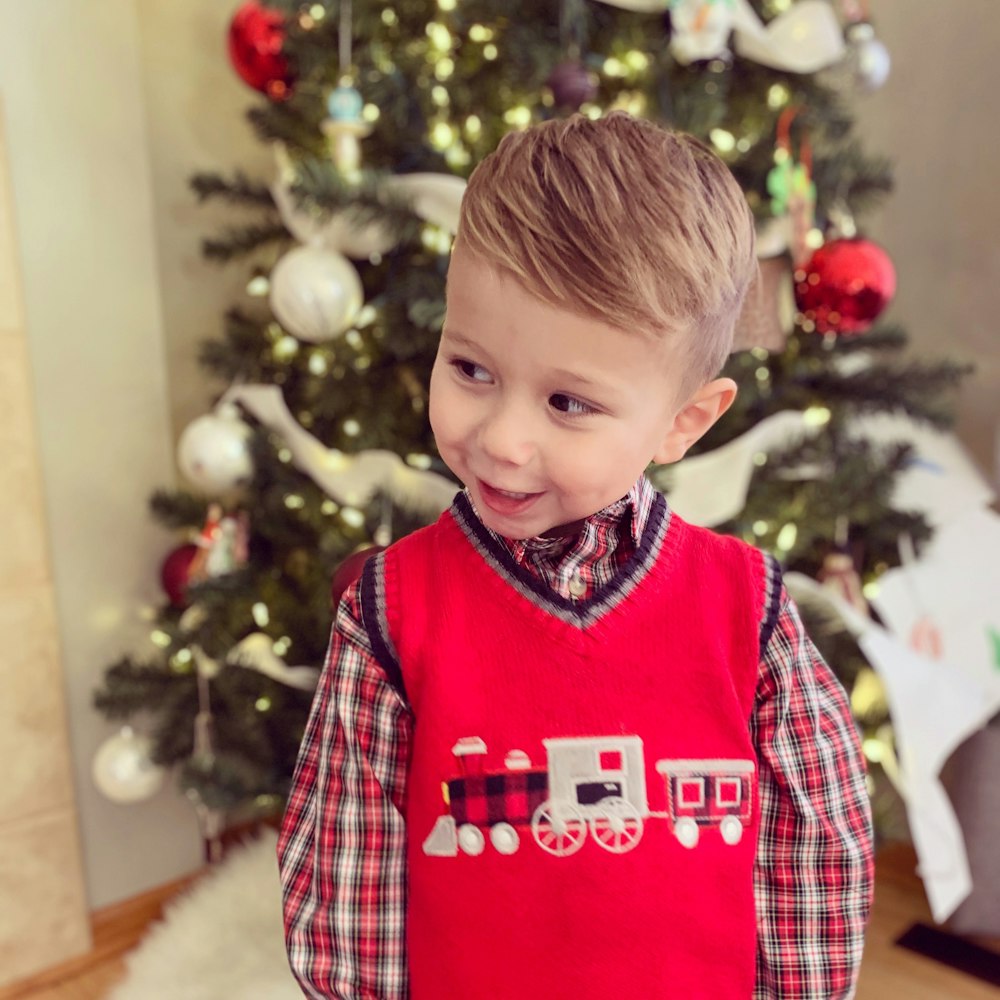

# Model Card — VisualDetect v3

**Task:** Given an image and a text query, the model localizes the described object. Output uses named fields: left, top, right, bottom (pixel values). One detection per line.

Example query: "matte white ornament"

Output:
left=269, top=245, right=363, bottom=343
left=92, top=727, right=166, bottom=804
left=178, top=403, right=253, bottom=495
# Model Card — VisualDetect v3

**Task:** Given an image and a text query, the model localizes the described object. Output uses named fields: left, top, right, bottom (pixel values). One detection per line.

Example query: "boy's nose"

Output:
left=478, top=406, right=535, bottom=467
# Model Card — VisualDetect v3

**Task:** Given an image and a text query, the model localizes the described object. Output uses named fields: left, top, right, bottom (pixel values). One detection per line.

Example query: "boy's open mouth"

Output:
left=478, top=479, right=543, bottom=515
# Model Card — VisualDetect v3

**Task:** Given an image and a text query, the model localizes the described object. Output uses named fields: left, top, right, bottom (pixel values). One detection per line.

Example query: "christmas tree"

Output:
left=94, top=0, right=968, bottom=849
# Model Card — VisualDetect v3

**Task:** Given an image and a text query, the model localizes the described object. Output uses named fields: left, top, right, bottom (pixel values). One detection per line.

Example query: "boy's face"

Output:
left=429, top=245, right=734, bottom=539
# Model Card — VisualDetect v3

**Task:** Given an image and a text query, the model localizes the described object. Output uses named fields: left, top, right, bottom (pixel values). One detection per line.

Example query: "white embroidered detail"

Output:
left=423, top=735, right=755, bottom=857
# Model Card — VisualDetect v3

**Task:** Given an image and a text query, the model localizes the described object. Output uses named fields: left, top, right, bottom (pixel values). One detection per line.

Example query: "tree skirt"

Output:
left=111, top=830, right=301, bottom=999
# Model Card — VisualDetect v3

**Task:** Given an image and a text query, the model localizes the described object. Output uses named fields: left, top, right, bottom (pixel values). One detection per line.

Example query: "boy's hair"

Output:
left=456, top=111, right=757, bottom=398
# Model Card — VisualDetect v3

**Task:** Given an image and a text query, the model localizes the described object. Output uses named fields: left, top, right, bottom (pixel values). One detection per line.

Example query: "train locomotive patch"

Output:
left=422, top=735, right=755, bottom=858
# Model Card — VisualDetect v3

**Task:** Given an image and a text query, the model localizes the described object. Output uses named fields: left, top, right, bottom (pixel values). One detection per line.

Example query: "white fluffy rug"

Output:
left=112, top=830, right=301, bottom=999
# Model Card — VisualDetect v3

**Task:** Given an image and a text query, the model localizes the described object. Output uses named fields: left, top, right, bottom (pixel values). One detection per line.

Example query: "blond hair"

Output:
left=456, top=111, right=757, bottom=397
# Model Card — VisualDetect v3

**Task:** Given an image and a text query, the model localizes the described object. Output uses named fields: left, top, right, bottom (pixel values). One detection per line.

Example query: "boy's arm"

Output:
left=278, top=579, right=411, bottom=1000
left=752, top=587, right=875, bottom=1000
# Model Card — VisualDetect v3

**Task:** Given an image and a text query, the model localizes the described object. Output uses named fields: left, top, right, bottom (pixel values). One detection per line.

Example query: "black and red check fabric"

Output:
left=448, top=770, right=549, bottom=827
left=278, top=476, right=874, bottom=999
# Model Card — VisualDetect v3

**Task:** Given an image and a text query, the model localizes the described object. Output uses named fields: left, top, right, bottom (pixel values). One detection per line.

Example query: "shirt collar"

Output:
left=466, top=474, right=658, bottom=558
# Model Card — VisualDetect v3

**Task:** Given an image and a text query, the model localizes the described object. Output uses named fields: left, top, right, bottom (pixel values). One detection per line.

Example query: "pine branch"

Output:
left=202, top=222, right=291, bottom=262
left=290, top=161, right=424, bottom=244
left=149, top=490, right=207, bottom=530
left=189, top=171, right=275, bottom=207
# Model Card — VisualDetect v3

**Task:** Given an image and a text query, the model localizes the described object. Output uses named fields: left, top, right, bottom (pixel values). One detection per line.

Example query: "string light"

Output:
left=273, top=637, right=292, bottom=656
left=343, top=419, right=361, bottom=437
left=603, top=56, right=625, bottom=77
left=435, top=57, right=455, bottom=81
left=273, top=335, right=299, bottom=360
left=752, top=520, right=770, bottom=537
left=255, top=697, right=273, bottom=712
left=278, top=448, right=293, bottom=463
left=363, top=103, right=381, bottom=123
left=503, top=105, right=532, bottom=127
left=321, top=500, right=339, bottom=515
left=465, top=114, right=482, bottom=137
left=341, top=506, right=365, bottom=528
left=710, top=129, right=736, bottom=153
left=426, top=22, right=453, bottom=51
left=381, top=8, right=397, bottom=26
left=768, top=83, right=791, bottom=108
left=776, top=522, right=798, bottom=552
left=151, top=630, right=171, bottom=648
left=483, top=43, right=498, bottom=60
left=284, top=494, right=305, bottom=510
left=252, top=602, right=270, bottom=627
left=804, top=405, right=831, bottom=426
left=357, top=305, right=377, bottom=327
left=246, top=275, right=269, bottom=296
left=468, top=24, right=493, bottom=42
left=406, top=453, right=433, bottom=469
left=345, top=329, right=363, bottom=349
left=309, top=353, right=329, bottom=376
left=432, top=85, right=450, bottom=107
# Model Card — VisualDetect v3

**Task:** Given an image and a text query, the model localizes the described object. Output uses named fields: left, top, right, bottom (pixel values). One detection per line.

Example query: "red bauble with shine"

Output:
left=228, top=1, right=294, bottom=100
left=331, top=545, right=386, bottom=611
left=794, top=237, right=896, bottom=336
left=160, top=543, right=199, bottom=607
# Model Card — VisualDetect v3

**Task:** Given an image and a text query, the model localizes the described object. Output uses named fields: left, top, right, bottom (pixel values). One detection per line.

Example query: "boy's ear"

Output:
left=652, top=378, right=737, bottom=465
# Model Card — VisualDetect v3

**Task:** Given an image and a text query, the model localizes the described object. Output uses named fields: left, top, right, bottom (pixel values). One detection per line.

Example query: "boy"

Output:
left=278, top=112, right=873, bottom=999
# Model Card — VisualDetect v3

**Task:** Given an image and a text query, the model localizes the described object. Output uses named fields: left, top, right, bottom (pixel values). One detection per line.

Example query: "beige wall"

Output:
left=854, top=0, right=1000, bottom=481
left=134, top=0, right=273, bottom=445
left=0, top=103, right=91, bottom=988
left=0, top=0, right=202, bottom=915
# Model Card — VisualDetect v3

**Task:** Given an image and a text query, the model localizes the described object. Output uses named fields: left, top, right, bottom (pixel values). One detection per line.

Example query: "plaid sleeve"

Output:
left=277, top=579, right=412, bottom=999
left=752, top=588, right=875, bottom=999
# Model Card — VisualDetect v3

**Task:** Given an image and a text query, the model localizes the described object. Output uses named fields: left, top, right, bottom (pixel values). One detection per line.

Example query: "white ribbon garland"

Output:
left=222, top=384, right=458, bottom=517
left=594, top=0, right=845, bottom=73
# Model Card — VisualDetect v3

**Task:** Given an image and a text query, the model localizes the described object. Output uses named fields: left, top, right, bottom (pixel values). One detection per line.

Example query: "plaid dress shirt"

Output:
left=278, top=477, right=874, bottom=999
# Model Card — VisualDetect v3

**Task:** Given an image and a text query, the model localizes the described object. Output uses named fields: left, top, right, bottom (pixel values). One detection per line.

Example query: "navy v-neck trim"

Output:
left=451, top=492, right=671, bottom=630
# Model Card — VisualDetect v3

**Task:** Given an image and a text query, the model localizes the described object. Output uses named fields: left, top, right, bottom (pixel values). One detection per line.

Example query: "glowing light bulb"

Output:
left=252, top=602, right=270, bottom=627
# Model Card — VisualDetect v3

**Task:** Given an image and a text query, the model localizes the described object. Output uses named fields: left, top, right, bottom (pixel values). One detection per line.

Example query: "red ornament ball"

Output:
left=331, top=545, right=386, bottom=611
left=228, top=1, right=294, bottom=100
left=794, top=237, right=896, bottom=336
left=160, top=543, right=200, bottom=607
left=546, top=60, right=599, bottom=110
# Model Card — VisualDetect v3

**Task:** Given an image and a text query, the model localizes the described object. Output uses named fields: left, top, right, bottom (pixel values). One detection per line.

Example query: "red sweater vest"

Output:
left=363, top=494, right=771, bottom=1000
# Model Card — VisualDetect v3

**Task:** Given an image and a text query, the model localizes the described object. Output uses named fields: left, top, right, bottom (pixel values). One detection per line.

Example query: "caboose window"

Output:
left=599, top=750, right=623, bottom=772
left=716, top=777, right=742, bottom=808
left=678, top=777, right=705, bottom=808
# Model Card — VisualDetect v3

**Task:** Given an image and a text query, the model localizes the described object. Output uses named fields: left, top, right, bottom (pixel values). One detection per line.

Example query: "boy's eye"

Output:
left=451, top=358, right=492, bottom=383
left=550, top=393, right=595, bottom=416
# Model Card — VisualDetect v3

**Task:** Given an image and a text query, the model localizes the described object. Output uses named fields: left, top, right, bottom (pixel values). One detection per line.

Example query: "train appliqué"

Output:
left=422, top=735, right=754, bottom=858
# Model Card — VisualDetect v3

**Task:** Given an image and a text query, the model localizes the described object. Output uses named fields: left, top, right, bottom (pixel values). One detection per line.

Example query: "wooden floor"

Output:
left=3, top=844, right=998, bottom=999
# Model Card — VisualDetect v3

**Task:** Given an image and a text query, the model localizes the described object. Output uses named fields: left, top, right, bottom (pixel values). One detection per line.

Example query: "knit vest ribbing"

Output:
left=362, top=495, right=775, bottom=1000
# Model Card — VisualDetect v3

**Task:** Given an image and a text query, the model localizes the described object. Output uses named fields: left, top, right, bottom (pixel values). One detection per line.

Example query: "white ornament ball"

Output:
left=847, top=23, right=890, bottom=92
left=92, top=727, right=166, bottom=804
left=269, top=245, right=363, bottom=342
left=178, top=403, right=253, bottom=495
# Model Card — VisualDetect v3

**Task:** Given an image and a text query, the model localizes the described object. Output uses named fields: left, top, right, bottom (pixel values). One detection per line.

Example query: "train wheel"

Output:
left=590, top=798, right=643, bottom=854
left=720, top=815, right=743, bottom=846
left=458, top=823, right=486, bottom=856
left=490, top=822, right=519, bottom=855
left=674, top=817, right=699, bottom=849
left=532, top=801, right=586, bottom=857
